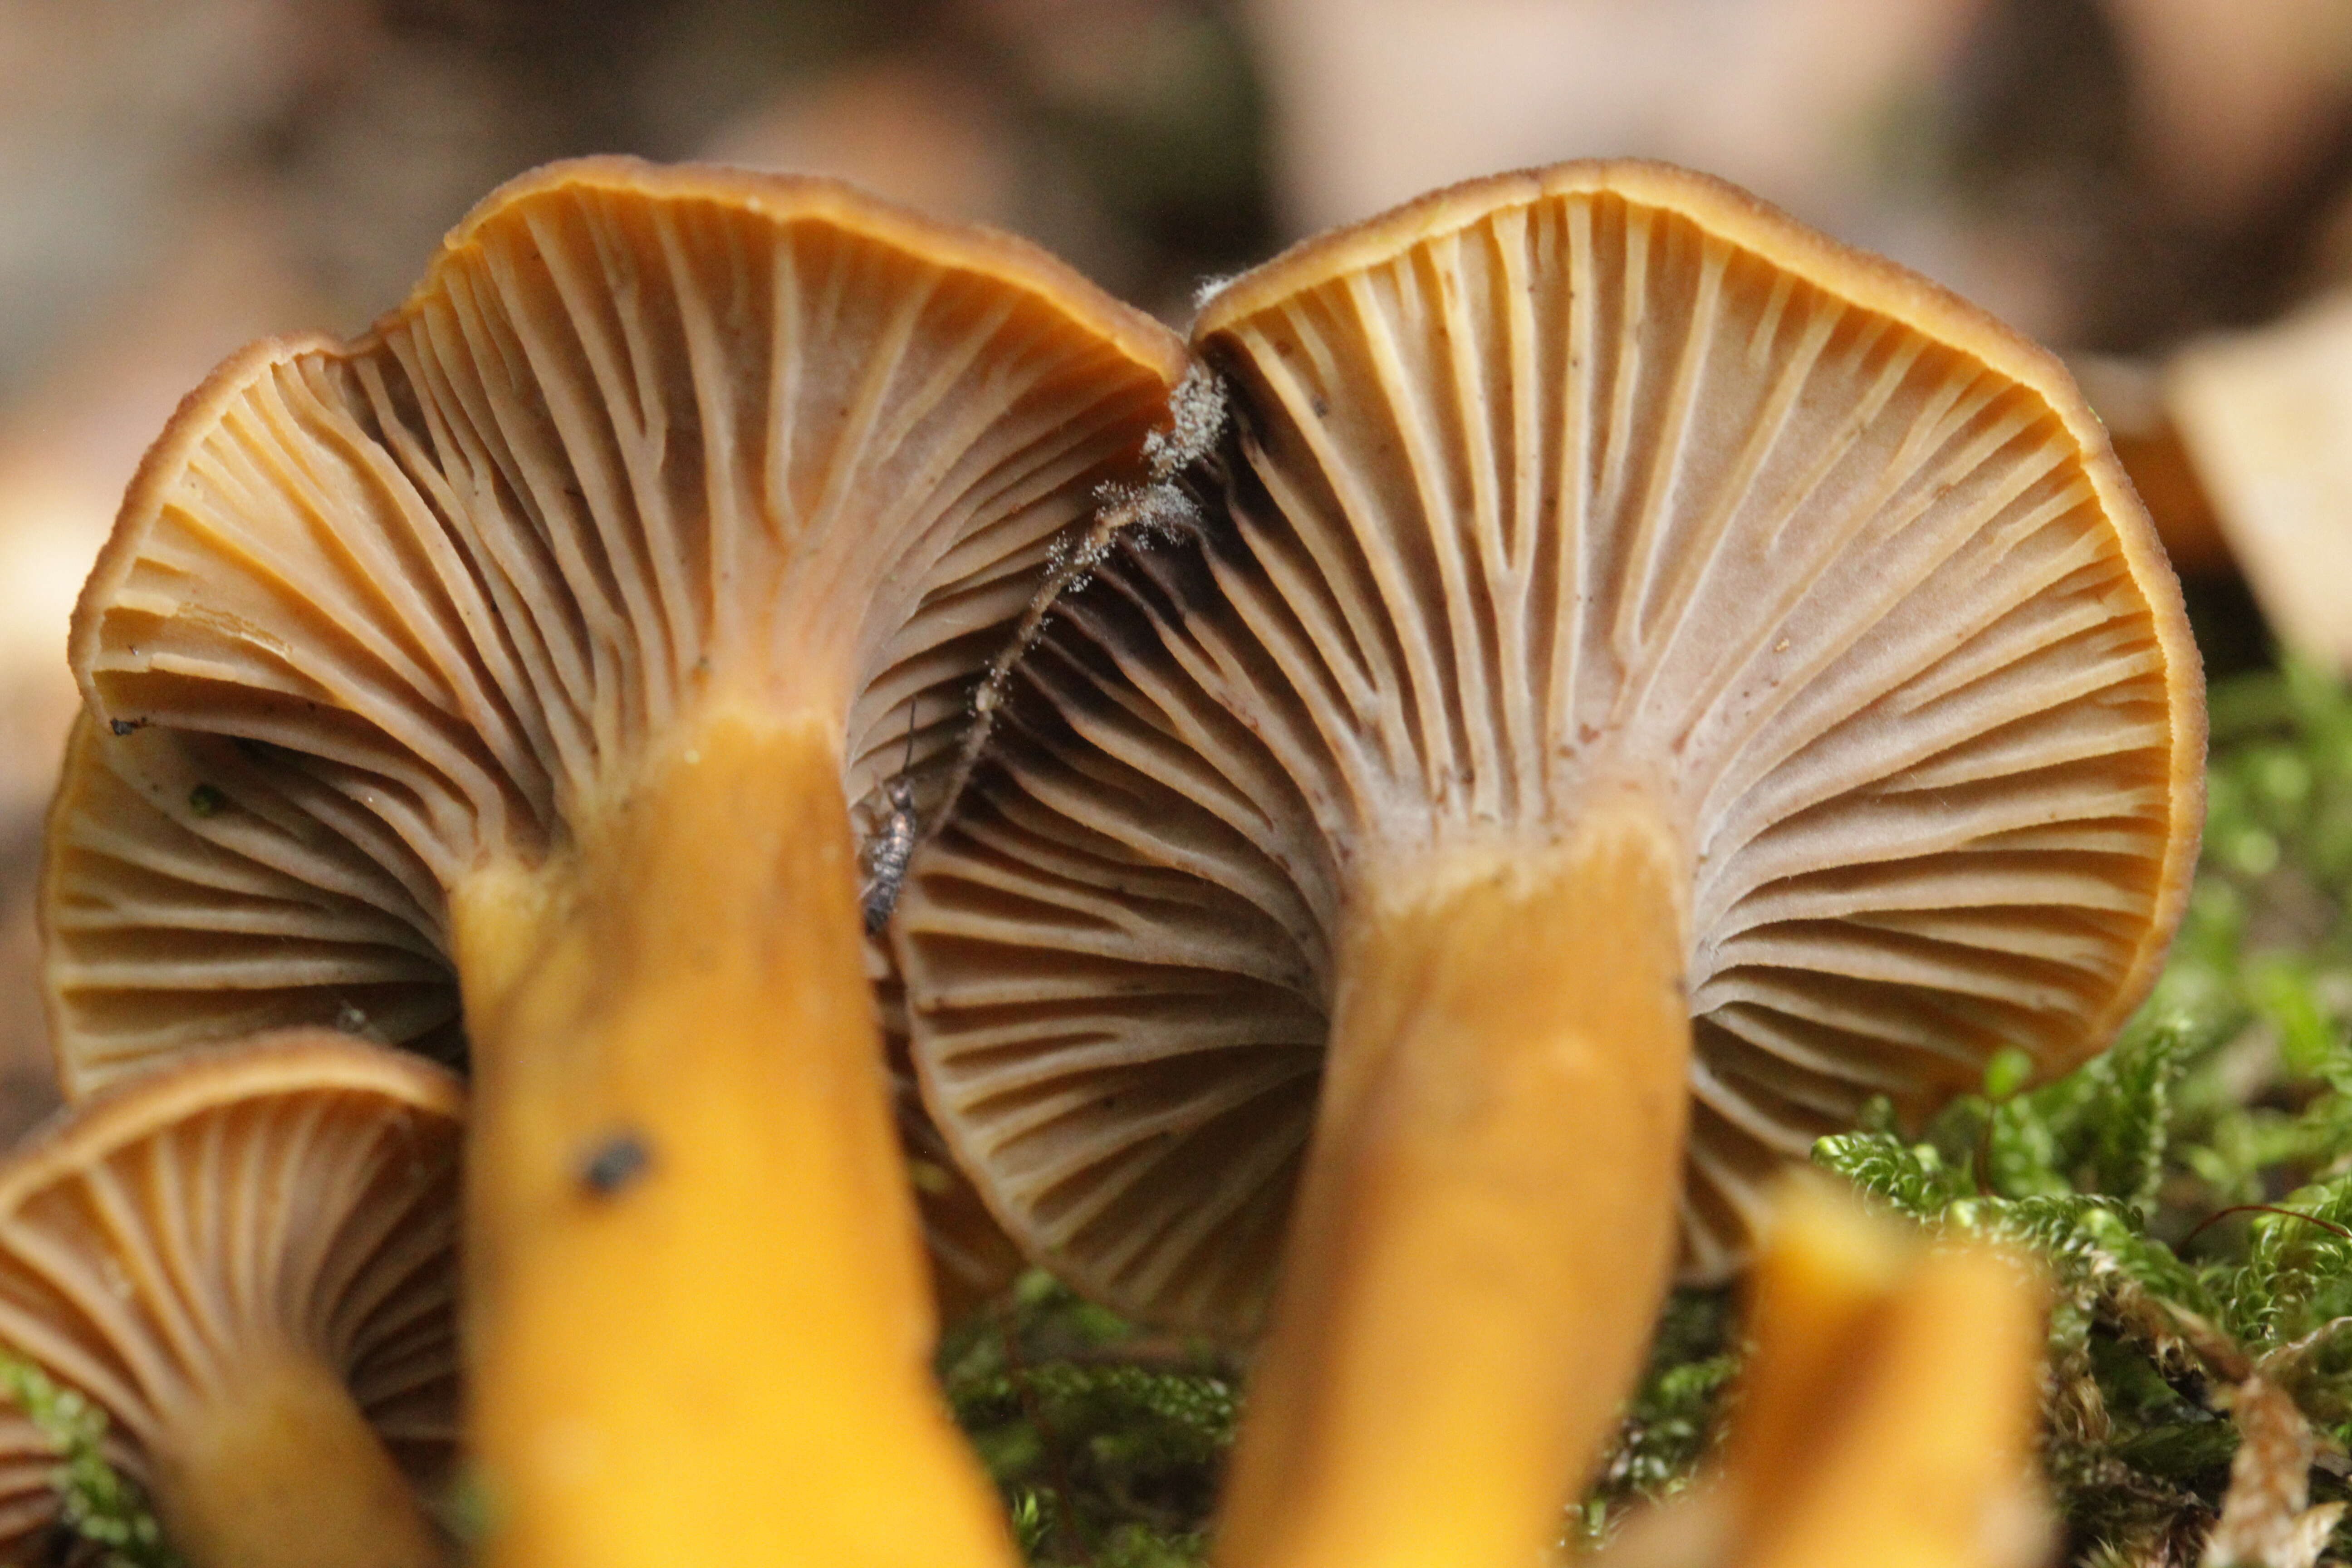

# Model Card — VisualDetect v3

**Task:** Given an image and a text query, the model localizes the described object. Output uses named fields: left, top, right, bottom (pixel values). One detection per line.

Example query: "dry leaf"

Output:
left=2200, top=1375, right=2344, bottom=1568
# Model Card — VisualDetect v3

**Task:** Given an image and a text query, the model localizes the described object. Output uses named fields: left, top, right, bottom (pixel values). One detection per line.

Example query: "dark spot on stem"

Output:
left=187, top=783, right=228, bottom=818
left=578, top=1132, right=653, bottom=1198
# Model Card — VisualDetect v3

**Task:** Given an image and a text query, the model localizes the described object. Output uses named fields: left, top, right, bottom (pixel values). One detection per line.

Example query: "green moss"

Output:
left=940, top=1272, right=1235, bottom=1565
left=1569, top=1287, right=1741, bottom=1545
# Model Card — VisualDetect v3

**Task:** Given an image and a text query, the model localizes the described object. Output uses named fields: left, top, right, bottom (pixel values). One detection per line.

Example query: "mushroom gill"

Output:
left=895, top=162, right=2204, bottom=1568
left=42, top=715, right=462, bottom=1087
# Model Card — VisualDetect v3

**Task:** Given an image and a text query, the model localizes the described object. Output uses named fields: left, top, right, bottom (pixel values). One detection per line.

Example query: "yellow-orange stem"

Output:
left=1588, top=1186, right=2051, bottom=1568
left=453, top=707, right=1017, bottom=1568
left=153, top=1351, right=445, bottom=1568
left=1215, top=802, right=1691, bottom=1568
left=1731, top=1188, right=2050, bottom=1568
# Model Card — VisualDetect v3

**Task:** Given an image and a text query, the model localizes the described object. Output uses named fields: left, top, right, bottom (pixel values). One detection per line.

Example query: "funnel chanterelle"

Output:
left=896, top=162, right=2203, bottom=1568
left=64, top=156, right=1186, bottom=1566
left=0, top=1031, right=460, bottom=1568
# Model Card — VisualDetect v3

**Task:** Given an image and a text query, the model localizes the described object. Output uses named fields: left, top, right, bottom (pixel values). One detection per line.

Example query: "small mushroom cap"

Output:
left=0, top=1030, right=461, bottom=1556
left=897, top=161, right=2205, bottom=1335
left=2166, top=293, right=2352, bottom=672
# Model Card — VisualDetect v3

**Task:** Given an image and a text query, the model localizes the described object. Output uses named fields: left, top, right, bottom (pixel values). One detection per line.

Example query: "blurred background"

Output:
left=5, top=0, right=2352, bottom=1134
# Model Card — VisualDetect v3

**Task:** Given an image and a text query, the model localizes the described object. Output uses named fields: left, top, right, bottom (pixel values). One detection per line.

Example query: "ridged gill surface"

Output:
left=0, top=1034, right=461, bottom=1553
left=897, top=163, right=2203, bottom=1336
left=43, top=717, right=462, bottom=1095
left=74, top=158, right=1181, bottom=894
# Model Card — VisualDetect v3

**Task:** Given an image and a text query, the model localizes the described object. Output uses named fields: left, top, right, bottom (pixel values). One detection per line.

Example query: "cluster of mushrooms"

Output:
left=3, top=156, right=2200, bottom=1566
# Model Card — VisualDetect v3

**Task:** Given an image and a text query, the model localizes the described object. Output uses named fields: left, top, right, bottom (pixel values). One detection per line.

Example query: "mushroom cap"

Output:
left=0, top=1030, right=461, bottom=1557
left=872, top=952, right=1028, bottom=1313
left=69, top=155, right=1185, bottom=894
left=896, top=161, right=2205, bottom=1336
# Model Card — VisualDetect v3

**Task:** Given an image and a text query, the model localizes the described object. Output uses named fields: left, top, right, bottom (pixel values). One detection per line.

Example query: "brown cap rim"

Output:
left=2, top=1029, right=462, bottom=1206
left=422, top=156, right=1188, bottom=386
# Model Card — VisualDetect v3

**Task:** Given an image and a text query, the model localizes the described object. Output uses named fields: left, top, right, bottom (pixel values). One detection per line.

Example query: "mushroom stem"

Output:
left=1214, top=799, right=1691, bottom=1568
left=452, top=706, right=1016, bottom=1568
left=1727, top=1186, right=2051, bottom=1568
left=150, top=1351, right=446, bottom=1568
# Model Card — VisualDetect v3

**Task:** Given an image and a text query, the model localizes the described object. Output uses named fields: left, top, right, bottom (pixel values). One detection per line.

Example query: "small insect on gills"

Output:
left=862, top=705, right=921, bottom=933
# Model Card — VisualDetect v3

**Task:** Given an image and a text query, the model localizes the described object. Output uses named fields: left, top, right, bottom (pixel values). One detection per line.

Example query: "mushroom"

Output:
left=1597, top=1178, right=2051, bottom=1568
left=2165, top=291, right=2352, bottom=675
left=40, top=708, right=1025, bottom=1320
left=66, top=157, right=1186, bottom=1562
left=894, top=161, right=2203, bottom=1568
left=0, top=1028, right=459, bottom=1568
left=1719, top=1183, right=2051, bottom=1568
